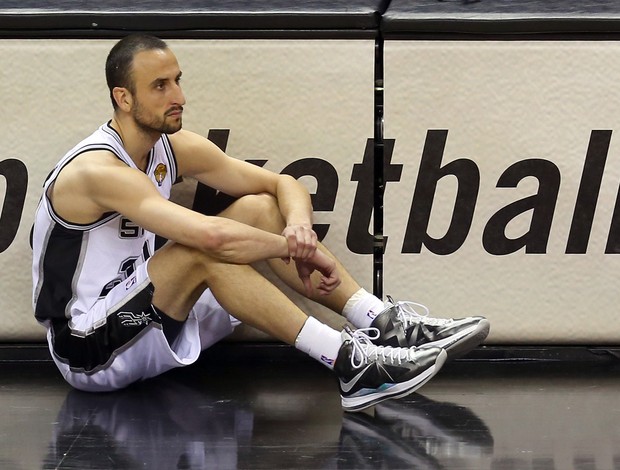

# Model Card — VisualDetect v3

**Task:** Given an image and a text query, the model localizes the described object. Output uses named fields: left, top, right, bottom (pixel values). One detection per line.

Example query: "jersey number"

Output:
left=119, top=218, right=144, bottom=238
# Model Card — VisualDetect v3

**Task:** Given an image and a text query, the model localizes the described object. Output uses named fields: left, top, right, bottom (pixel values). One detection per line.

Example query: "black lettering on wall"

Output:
left=347, top=139, right=401, bottom=254
left=281, top=158, right=338, bottom=241
left=192, top=129, right=240, bottom=216
left=0, top=159, right=28, bottom=253
left=166, top=127, right=619, bottom=256
left=483, top=159, right=560, bottom=255
left=190, top=130, right=335, bottom=241
left=566, top=130, right=611, bottom=254
left=402, top=130, right=480, bottom=255
left=605, top=188, right=620, bottom=253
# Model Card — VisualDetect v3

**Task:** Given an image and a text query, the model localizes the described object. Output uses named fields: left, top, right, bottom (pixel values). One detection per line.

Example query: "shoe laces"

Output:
left=346, top=326, right=418, bottom=368
left=386, top=295, right=451, bottom=328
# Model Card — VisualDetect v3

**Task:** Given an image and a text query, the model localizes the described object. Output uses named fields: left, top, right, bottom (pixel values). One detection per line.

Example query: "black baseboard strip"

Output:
left=1, top=343, right=619, bottom=365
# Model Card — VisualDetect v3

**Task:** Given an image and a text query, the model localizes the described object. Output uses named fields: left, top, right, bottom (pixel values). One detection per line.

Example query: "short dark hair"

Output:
left=105, top=34, right=169, bottom=109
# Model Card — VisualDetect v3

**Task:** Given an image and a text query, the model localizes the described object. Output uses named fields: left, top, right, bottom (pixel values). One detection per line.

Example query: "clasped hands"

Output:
left=281, top=224, right=341, bottom=297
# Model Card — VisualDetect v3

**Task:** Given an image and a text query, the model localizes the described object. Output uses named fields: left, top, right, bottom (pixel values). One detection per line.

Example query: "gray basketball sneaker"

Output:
left=334, top=326, right=447, bottom=412
left=371, top=296, right=490, bottom=360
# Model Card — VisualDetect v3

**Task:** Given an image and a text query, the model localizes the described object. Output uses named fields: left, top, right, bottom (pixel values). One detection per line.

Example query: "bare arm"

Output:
left=169, top=130, right=340, bottom=294
left=50, top=150, right=292, bottom=265
left=170, top=129, right=318, bottom=259
left=50, top=134, right=339, bottom=294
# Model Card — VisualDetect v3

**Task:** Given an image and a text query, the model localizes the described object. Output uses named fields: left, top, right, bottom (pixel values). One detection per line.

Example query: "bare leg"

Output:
left=266, top=243, right=362, bottom=313
left=145, top=194, right=323, bottom=344
left=148, top=242, right=308, bottom=345
left=147, top=192, right=362, bottom=344
left=216, top=193, right=363, bottom=315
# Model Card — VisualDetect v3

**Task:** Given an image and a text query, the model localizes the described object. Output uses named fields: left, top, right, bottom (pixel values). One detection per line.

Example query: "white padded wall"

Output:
left=0, top=39, right=373, bottom=340
left=384, top=41, right=620, bottom=344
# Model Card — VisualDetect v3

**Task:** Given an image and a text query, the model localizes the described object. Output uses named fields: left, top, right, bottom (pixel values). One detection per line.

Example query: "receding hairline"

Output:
left=129, top=47, right=181, bottom=88
left=106, top=34, right=171, bottom=97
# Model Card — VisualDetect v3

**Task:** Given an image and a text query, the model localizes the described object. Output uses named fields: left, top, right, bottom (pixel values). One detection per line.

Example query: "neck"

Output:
left=110, top=114, right=161, bottom=171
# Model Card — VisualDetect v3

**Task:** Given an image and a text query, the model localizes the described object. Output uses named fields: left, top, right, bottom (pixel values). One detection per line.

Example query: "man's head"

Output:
left=105, top=34, right=185, bottom=134
left=105, top=34, right=168, bottom=110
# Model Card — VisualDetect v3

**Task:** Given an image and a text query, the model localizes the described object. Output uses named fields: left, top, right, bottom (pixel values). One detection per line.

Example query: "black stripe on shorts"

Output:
left=50, top=282, right=162, bottom=374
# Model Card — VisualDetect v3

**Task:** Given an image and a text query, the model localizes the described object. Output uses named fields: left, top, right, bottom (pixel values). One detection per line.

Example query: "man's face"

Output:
left=129, top=48, right=186, bottom=135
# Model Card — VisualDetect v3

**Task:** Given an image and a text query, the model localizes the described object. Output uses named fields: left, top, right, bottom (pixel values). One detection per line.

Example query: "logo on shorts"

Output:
left=124, top=275, right=137, bottom=290
left=118, top=311, right=152, bottom=327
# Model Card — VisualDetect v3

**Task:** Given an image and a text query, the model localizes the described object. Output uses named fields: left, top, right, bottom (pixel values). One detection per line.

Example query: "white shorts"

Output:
left=47, top=260, right=241, bottom=392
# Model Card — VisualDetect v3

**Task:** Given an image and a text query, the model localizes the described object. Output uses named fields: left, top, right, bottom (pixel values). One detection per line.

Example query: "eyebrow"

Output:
left=150, top=71, right=182, bottom=87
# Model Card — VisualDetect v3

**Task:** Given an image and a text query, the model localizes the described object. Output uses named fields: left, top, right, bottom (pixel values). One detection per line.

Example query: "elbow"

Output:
left=194, top=220, right=243, bottom=263
left=280, top=174, right=309, bottom=195
left=196, top=223, right=226, bottom=255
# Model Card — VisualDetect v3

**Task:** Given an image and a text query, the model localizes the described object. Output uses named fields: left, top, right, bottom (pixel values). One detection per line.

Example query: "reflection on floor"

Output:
left=1, top=347, right=619, bottom=469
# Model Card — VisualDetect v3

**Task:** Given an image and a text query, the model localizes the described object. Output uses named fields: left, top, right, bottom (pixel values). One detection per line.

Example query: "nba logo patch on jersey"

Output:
left=154, top=163, right=167, bottom=186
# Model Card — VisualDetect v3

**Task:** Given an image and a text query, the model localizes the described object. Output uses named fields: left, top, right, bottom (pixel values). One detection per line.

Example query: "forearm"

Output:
left=275, top=175, right=314, bottom=227
left=199, top=217, right=290, bottom=264
left=139, top=201, right=290, bottom=265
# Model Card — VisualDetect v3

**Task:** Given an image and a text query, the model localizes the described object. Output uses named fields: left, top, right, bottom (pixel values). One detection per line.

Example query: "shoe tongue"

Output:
left=341, top=327, right=354, bottom=342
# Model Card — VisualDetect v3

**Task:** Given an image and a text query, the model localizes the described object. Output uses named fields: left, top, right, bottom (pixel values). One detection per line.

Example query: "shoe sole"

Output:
left=426, top=319, right=490, bottom=360
left=341, top=349, right=448, bottom=413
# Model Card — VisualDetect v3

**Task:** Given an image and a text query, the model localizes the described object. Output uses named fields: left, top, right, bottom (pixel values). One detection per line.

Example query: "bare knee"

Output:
left=150, top=243, right=211, bottom=283
left=222, top=193, right=284, bottom=232
left=148, top=243, right=222, bottom=317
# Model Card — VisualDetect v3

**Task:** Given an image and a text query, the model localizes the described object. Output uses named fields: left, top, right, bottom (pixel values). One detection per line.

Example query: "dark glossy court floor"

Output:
left=1, top=345, right=620, bottom=470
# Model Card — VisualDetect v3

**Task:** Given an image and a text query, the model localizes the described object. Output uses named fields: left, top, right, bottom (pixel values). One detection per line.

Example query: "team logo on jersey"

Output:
left=154, top=163, right=167, bottom=186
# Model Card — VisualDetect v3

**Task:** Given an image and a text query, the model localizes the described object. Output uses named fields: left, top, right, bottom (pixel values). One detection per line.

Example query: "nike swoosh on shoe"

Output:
left=340, top=363, right=374, bottom=393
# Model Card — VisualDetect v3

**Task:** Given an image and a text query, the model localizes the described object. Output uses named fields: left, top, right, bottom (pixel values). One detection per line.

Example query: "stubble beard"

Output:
left=133, top=101, right=183, bottom=135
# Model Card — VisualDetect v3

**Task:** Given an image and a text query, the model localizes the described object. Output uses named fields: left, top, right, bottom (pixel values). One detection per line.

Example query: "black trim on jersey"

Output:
left=142, top=241, right=151, bottom=261
left=34, top=223, right=85, bottom=322
left=50, top=282, right=161, bottom=374
left=44, top=145, right=124, bottom=231
left=104, top=121, right=178, bottom=185
left=103, top=120, right=125, bottom=148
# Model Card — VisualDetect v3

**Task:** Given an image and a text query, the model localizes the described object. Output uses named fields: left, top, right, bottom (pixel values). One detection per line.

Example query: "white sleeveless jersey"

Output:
left=32, top=121, right=178, bottom=324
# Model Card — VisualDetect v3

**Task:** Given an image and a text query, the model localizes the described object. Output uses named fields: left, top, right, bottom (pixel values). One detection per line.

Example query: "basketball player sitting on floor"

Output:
left=32, top=34, right=489, bottom=412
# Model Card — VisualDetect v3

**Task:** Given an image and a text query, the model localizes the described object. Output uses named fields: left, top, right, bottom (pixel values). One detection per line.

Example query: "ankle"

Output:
left=342, top=288, right=386, bottom=329
left=294, top=316, right=342, bottom=369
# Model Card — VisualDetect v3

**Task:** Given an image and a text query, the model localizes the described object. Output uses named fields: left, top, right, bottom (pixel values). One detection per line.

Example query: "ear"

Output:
left=112, top=87, right=132, bottom=111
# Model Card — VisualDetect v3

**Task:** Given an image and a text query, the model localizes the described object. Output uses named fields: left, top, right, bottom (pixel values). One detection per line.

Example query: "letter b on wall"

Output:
left=0, top=159, right=28, bottom=253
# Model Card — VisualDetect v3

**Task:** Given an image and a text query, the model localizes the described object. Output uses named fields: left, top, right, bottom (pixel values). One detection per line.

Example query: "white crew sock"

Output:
left=294, top=316, right=343, bottom=369
left=342, top=288, right=386, bottom=329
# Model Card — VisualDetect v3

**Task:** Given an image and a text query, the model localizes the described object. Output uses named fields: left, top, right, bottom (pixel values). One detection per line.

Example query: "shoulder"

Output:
left=51, top=149, right=144, bottom=224
left=68, top=149, right=128, bottom=177
left=168, top=129, right=222, bottom=155
left=58, top=149, right=146, bottom=197
left=168, top=129, right=228, bottom=177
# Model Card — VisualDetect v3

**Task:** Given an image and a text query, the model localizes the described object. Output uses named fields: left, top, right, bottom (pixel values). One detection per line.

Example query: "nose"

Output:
left=173, top=82, right=186, bottom=106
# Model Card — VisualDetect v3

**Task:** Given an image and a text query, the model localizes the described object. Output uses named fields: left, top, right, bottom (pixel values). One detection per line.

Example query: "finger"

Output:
left=325, top=277, right=341, bottom=294
left=318, top=282, right=335, bottom=295
left=296, top=228, right=317, bottom=260
left=286, top=235, right=298, bottom=259
left=302, top=276, right=314, bottom=297
left=319, top=276, right=340, bottom=294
